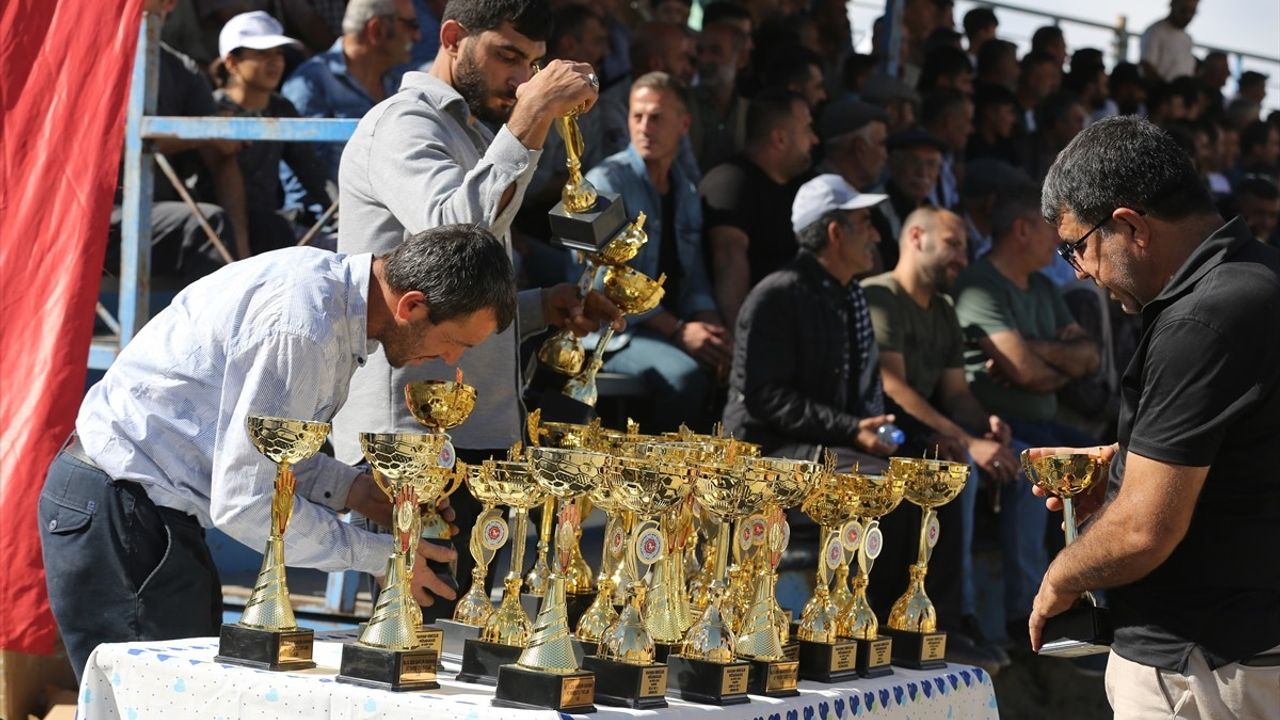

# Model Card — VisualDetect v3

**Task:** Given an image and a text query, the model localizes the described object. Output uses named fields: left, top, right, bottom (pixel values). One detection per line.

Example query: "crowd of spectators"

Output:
left=122, top=0, right=1279, bottom=679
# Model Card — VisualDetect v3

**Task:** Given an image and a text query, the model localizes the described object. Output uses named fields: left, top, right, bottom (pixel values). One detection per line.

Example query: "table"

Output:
left=78, top=636, right=998, bottom=720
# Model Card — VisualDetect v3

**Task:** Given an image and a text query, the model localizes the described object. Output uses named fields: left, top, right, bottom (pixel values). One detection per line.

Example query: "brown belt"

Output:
left=62, top=434, right=98, bottom=469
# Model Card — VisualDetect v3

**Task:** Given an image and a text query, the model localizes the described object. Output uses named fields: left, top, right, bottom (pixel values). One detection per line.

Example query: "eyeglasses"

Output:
left=1056, top=209, right=1146, bottom=272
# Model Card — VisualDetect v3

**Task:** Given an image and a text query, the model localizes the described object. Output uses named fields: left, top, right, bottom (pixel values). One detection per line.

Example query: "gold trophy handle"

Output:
left=816, top=527, right=834, bottom=587
left=369, top=467, right=395, bottom=503
left=271, top=462, right=296, bottom=538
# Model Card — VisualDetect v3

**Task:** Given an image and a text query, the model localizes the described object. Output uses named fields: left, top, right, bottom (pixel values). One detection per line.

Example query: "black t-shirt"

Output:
left=1107, top=217, right=1280, bottom=672
left=700, top=155, right=803, bottom=286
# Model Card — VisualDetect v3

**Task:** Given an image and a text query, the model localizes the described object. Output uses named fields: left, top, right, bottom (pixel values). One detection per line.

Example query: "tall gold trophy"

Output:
left=1021, top=450, right=1113, bottom=656
left=666, top=457, right=759, bottom=706
left=492, top=447, right=606, bottom=713
left=456, top=455, right=545, bottom=685
left=336, top=432, right=446, bottom=691
left=836, top=471, right=906, bottom=677
left=574, top=465, right=623, bottom=653
left=216, top=415, right=329, bottom=671
left=578, top=452, right=689, bottom=708
left=795, top=459, right=861, bottom=683
left=884, top=456, right=969, bottom=669
left=562, top=265, right=665, bottom=407
left=436, top=461, right=506, bottom=658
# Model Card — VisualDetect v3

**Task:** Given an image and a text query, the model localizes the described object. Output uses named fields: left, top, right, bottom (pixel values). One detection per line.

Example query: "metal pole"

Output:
left=884, top=0, right=903, bottom=78
left=118, top=11, right=160, bottom=344
left=153, top=154, right=235, bottom=264
left=296, top=200, right=339, bottom=247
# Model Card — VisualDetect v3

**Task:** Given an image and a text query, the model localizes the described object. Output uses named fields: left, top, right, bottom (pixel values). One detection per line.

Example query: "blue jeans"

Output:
left=39, top=450, right=221, bottom=682
left=601, top=327, right=713, bottom=432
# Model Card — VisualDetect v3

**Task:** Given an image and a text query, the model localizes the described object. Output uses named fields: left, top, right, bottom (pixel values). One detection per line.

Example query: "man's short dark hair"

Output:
left=759, top=45, right=824, bottom=92
left=923, top=27, right=963, bottom=56
left=442, top=0, right=551, bottom=42
left=381, top=224, right=518, bottom=331
left=1041, top=116, right=1217, bottom=228
left=962, top=6, right=997, bottom=38
left=973, top=82, right=1018, bottom=117
left=1239, top=71, right=1268, bottom=91
left=992, top=182, right=1043, bottom=241
left=919, top=46, right=972, bottom=93
left=702, top=1, right=751, bottom=28
left=1239, top=174, right=1280, bottom=201
left=922, top=88, right=970, bottom=129
left=1020, top=49, right=1058, bottom=74
left=796, top=211, right=848, bottom=252
left=548, top=4, right=600, bottom=55
left=1241, top=121, right=1277, bottom=155
left=1070, top=48, right=1105, bottom=75
left=746, top=87, right=805, bottom=146
left=1030, top=25, right=1064, bottom=53
left=976, top=39, right=1016, bottom=78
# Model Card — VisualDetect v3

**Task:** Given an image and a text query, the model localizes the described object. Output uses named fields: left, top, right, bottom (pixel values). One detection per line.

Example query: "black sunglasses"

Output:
left=1056, top=210, right=1146, bottom=272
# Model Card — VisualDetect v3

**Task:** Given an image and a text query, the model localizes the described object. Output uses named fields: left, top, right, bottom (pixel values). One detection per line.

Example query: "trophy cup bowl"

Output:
left=216, top=416, right=330, bottom=671
left=538, top=332, right=588, bottom=376
left=404, top=379, right=477, bottom=431
left=562, top=267, right=666, bottom=408
left=1020, top=450, right=1113, bottom=656
left=335, top=432, right=443, bottom=691
left=885, top=457, right=969, bottom=670
left=595, top=213, right=648, bottom=265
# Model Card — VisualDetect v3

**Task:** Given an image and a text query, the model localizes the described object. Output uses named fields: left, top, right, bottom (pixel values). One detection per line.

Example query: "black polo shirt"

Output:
left=1107, top=216, right=1280, bottom=672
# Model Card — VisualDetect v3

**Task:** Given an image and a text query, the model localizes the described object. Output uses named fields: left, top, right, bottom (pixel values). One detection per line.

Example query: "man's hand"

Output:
left=987, top=415, right=1012, bottom=445
left=968, top=437, right=1017, bottom=482
left=676, top=321, right=732, bottom=368
left=1028, top=575, right=1078, bottom=652
left=345, top=473, right=392, bottom=527
left=517, top=59, right=599, bottom=117
left=853, top=414, right=897, bottom=455
left=928, top=433, right=970, bottom=462
left=408, top=539, right=458, bottom=607
left=1027, top=444, right=1118, bottom=523
left=541, top=284, right=625, bottom=336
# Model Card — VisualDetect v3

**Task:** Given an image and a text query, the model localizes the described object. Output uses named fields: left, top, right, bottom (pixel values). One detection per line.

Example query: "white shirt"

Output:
left=77, top=248, right=392, bottom=576
left=1140, top=19, right=1196, bottom=82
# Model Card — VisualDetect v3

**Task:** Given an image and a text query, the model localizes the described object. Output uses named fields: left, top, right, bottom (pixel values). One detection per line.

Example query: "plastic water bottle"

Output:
left=877, top=423, right=905, bottom=453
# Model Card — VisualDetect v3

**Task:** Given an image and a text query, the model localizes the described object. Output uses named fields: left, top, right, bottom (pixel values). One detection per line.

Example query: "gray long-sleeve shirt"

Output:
left=333, top=72, right=545, bottom=459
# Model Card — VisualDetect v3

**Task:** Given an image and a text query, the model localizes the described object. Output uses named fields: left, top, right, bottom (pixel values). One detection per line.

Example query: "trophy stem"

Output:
left=612, top=510, right=637, bottom=605
left=516, top=573, right=581, bottom=673
left=510, top=507, right=531, bottom=585
left=526, top=498, right=556, bottom=595
left=239, top=534, right=298, bottom=631
left=358, top=552, right=419, bottom=650
left=562, top=327, right=613, bottom=407
left=735, top=568, right=785, bottom=660
left=713, top=520, right=732, bottom=586
left=1063, top=496, right=1079, bottom=545
left=917, top=507, right=937, bottom=565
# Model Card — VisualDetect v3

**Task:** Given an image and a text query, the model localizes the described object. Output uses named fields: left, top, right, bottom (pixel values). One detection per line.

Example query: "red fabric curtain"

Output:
left=0, top=0, right=143, bottom=655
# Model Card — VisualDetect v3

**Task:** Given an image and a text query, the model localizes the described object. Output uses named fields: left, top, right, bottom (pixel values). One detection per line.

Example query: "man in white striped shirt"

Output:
left=40, top=224, right=515, bottom=680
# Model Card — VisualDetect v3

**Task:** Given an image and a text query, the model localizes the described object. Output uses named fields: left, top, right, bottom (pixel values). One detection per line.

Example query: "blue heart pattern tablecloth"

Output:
left=78, top=638, right=998, bottom=719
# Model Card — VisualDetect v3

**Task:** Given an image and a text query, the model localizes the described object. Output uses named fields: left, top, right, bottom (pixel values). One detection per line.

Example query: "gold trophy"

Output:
left=1021, top=450, right=1113, bottom=656
left=579, top=452, right=689, bottom=708
left=836, top=471, right=906, bottom=677
left=666, top=457, right=760, bottom=706
left=885, top=456, right=969, bottom=669
left=216, top=415, right=329, bottom=671
left=436, top=461, right=506, bottom=658
left=336, top=432, right=447, bottom=691
left=539, top=215, right=649, bottom=375
left=404, top=372, right=475, bottom=537
left=562, top=265, right=665, bottom=407
left=456, top=455, right=545, bottom=685
left=796, top=460, right=861, bottom=682
left=574, top=464, right=623, bottom=653
left=492, top=447, right=606, bottom=712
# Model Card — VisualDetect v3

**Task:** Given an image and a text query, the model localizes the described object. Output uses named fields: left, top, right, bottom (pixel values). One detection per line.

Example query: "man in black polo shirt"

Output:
left=1030, top=116, right=1280, bottom=717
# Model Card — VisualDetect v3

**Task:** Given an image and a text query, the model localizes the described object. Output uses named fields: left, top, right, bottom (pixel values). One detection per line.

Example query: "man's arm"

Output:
left=708, top=225, right=751, bottom=330
left=979, top=330, right=1071, bottom=391
left=1030, top=452, right=1207, bottom=649
left=1025, top=322, right=1100, bottom=378
left=880, top=352, right=968, bottom=439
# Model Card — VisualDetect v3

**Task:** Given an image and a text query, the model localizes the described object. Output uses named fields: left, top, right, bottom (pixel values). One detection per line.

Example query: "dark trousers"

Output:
left=38, top=450, right=221, bottom=682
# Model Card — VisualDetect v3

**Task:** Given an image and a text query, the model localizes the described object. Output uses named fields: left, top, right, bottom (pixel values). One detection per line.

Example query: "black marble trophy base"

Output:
left=493, top=664, right=597, bottom=713
left=856, top=634, right=895, bottom=677
left=548, top=193, right=627, bottom=253
left=455, top=638, right=521, bottom=686
left=582, top=655, right=669, bottom=709
left=797, top=638, right=860, bottom=683
left=335, top=643, right=439, bottom=692
left=436, top=618, right=482, bottom=660
left=744, top=657, right=800, bottom=697
left=665, top=654, right=751, bottom=705
left=883, top=627, right=947, bottom=670
left=215, top=623, right=315, bottom=671
left=1039, top=604, right=1113, bottom=657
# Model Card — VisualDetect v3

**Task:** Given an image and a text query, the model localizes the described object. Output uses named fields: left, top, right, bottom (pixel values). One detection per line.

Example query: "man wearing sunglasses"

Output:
left=1028, top=116, right=1280, bottom=717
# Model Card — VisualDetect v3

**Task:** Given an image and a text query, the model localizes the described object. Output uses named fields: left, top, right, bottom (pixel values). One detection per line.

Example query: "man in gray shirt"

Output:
left=333, top=0, right=620, bottom=611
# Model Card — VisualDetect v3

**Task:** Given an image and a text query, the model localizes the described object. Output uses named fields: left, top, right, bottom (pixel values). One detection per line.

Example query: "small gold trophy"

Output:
left=1021, top=450, right=1113, bottom=656
left=456, top=455, right=545, bottom=685
left=216, top=415, right=329, bottom=671
left=885, top=456, right=969, bottom=669
left=574, top=466, right=624, bottom=653
left=336, top=432, right=447, bottom=691
left=562, top=265, right=665, bottom=407
left=435, top=461, right=507, bottom=658
left=492, top=447, right=605, bottom=712
left=836, top=471, right=906, bottom=677
left=795, top=456, right=861, bottom=683
left=579, top=452, right=688, bottom=708
left=667, top=457, right=759, bottom=706
left=404, top=371, right=475, bottom=537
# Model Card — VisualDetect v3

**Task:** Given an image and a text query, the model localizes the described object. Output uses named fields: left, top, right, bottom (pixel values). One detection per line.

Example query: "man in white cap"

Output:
left=721, top=173, right=901, bottom=471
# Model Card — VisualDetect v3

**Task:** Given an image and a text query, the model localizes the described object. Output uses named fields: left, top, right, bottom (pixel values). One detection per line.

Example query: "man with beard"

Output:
left=39, top=226, right=515, bottom=680
left=1140, top=0, right=1199, bottom=83
left=333, top=0, right=622, bottom=618
left=864, top=208, right=1038, bottom=667
left=688, top=19, right=750, bottom=173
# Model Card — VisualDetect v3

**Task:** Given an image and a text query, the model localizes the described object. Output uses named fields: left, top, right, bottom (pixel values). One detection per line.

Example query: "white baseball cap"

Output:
left=219, top=11, right=302, bottom=60
left=791, top=174, right=888, bottom=234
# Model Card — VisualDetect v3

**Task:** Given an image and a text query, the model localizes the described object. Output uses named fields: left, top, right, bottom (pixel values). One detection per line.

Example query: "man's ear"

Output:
left=439, top=18, right=467, bottom=55
left=1114, top=207, right=1150, bottom=249
left=826, top=218, right=843, bottom=252
left=393, top=290, right=431, bottom=322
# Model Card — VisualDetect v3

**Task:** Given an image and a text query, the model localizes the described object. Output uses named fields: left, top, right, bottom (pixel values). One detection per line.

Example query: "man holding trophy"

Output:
left=39, top=226, right=517, bottom=680
left=333, top=0, right=623, bottom=616
left=1029, top=116, right=1280, bottom=717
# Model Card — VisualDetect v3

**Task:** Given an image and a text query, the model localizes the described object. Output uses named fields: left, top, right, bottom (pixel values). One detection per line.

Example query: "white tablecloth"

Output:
left=78, top=636, right=998, bottom=720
